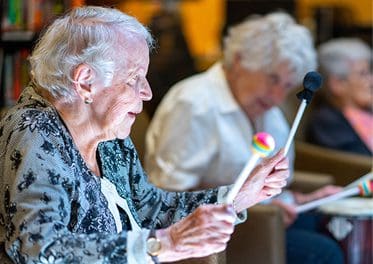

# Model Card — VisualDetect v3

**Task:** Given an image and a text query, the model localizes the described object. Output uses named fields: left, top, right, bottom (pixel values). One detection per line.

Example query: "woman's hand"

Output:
left=293, top=185, right=343, bottom=205
left=234, top=150, right=289, bottom=212
left=156, top=204, right=236, bottom=262
left=271, top=199, right=298, bottom=227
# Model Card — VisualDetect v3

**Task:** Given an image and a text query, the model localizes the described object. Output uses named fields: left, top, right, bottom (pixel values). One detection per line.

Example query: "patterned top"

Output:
left=0, top=85, right=229, bottom=264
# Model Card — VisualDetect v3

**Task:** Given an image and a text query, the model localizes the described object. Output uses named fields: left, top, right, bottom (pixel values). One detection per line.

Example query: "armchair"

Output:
left=227, top=204, right=285, bottom=264
left=294, top=141, right=372, bottom=186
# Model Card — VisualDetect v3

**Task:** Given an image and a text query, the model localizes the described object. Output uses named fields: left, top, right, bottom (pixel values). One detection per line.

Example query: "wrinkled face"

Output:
left=227, top=59, right=296, bottom=120
left=343, top=59, right=372, bottom=110
left=92, top=38, right=152, bottom=140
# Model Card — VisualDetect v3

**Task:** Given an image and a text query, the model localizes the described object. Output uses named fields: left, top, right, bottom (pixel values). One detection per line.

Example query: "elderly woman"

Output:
left=306, top=38, right=373, bottom=155
left=0, top=6, right=289, bottom=264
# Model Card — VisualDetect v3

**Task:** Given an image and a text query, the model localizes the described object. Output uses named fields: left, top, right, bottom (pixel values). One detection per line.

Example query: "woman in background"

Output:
left=306, top=38, right=372, bottom=156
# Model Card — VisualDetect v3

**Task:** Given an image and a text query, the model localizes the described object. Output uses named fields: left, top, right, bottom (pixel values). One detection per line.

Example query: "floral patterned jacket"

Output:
left=0, top=86, right=232, bottom=264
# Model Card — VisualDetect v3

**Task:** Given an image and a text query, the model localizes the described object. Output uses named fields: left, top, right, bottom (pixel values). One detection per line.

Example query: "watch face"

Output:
left=147, top=237, right=162, bottom=256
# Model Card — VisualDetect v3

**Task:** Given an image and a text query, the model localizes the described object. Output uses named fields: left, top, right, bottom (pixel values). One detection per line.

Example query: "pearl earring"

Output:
left=84, top=98, right=93, bottom=104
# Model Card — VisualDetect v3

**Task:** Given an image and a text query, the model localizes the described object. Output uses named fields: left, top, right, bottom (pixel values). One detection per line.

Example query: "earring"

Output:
left=84, top=98, right=93, bottom=104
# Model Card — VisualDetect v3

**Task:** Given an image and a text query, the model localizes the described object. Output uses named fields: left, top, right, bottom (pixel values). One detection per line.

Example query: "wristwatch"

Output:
left=147, top=229, right=161, bottom=264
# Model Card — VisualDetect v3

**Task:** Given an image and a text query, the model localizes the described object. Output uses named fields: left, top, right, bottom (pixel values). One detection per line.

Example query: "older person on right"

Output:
left=306, top=38, right=373, bottom=156
left=145, top=12, right=344, bottom=264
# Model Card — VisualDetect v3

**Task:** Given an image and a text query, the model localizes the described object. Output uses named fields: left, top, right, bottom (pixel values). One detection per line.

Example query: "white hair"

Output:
left=223, top=12, right=317, bottom=86
left=29, top=6, right=154, bottom=102
left=318, top=38, right=372, bottom=79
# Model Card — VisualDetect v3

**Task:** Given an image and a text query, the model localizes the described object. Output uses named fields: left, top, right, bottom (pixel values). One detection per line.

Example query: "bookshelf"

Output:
left=0, top=0, right=84, bottom=112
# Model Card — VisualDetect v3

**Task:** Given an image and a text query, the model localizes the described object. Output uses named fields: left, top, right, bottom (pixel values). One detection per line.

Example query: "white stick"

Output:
left=295, top=187, right=359, bottom=213
left=284, top=99, right=307, bottom=155
left=225, top=154, right=260, bottom=204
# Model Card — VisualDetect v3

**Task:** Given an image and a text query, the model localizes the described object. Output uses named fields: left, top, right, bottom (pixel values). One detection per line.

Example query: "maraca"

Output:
left=225, top=132, right=275, bottom=204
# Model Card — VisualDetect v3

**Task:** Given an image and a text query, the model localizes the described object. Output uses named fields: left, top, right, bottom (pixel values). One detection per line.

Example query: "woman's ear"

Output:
left=224, top=53, right=241, bottom=78
left=72, top=64, right=94, bottom=102
left=231, top=53, right=242, bottom=71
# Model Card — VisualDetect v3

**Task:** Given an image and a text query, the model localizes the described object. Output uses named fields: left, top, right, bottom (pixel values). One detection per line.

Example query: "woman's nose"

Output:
left=269, top=85, right=288, bottom=105
left=140, top=78, right=152, bottom=101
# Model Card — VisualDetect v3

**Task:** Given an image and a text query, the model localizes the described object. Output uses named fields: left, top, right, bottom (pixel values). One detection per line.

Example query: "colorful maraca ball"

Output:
left=358, top=180, right=373, bottom=197
left=251, top=132, right=275, bottom=157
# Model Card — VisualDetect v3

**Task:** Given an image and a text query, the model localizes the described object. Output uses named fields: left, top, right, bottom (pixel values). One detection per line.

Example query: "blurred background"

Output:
left=86, top=0, right=372, bottom=117
left=1, top=0, right=372, bottom=115
left=86, top=0, right=372, bottom=70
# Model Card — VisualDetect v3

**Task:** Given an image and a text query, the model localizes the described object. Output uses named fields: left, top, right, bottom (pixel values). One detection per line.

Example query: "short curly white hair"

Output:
left=223, top=12, right=317, bottom=86
left=29, top=6, right=154, bottom=102
left=318, top=38, right=372, bottom=79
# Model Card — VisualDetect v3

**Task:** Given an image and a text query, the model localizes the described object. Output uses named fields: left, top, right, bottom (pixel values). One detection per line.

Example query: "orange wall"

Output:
left=297, top=0, right=372, bottom=26
left=118, top=0, right=371, bottom=67
left=118, top=0, right=225, bottom=64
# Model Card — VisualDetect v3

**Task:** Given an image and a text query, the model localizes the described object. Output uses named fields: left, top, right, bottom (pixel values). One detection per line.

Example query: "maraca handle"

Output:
left=295, top=187, right=359, bottom=213
left=225, top=132, right=275, bottom=205
left=295, top=180, right=372, bottom=213
left=225, top=155, right=260, bottom=204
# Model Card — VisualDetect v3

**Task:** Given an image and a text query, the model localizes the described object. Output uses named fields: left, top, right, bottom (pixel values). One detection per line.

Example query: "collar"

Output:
left=206, top=62, right=241, bottom=114
left=22, top=84, right=55, bottom=108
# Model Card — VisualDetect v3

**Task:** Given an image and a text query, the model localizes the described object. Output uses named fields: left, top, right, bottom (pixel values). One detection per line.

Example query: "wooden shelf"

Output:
left=1, top=31, right=35, bottom=42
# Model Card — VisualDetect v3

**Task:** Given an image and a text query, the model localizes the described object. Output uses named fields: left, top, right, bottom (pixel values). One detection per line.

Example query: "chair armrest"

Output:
left=289, top=170, right=335, bottom=193
left=295, top=141, right=372, bottom=186
left=226, top=204, right=285, bottom=264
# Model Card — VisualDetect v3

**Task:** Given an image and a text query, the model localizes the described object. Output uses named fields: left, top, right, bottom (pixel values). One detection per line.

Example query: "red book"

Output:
left=13, top=51, right=21, bottom=102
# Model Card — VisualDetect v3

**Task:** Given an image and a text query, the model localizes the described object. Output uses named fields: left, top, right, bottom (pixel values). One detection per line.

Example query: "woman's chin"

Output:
left=115, top=130, right=131, bottom=140
left=117, top=124, right=134, bottom=140
left=112, top=118, right=136, bottom=139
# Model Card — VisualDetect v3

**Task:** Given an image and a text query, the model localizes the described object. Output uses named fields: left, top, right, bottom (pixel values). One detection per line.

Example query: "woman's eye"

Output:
left=126, top=75, right=138, bottom=86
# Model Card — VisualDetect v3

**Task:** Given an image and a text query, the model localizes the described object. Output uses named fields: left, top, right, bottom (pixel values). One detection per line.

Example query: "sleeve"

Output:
left=122, top=139, right=246, bottom=229
left=144, top=100, right=216, bottom=191
left=0, top=117, right=142, bottom=264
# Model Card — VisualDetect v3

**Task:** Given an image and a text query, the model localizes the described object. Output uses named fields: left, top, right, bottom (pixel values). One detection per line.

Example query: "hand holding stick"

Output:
left=295, top=180, right=373, bottom=213
left=225, top=132, right=275, bottom=204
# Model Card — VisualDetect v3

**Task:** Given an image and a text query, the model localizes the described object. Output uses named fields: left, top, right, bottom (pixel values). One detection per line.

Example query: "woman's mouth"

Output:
left=128, top=112, right=137, bottom=118
left=257, top=99, right=272, bottom=110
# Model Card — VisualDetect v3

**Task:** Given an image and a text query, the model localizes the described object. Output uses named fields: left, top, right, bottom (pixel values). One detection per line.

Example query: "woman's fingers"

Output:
left=274, top=158, right=289, bottom=171
left=168, top=204, right=235, bottom=258
left=261, top=149, right=287, bottom=172
left=261, top=186, right=282, bottom=197
left=264, top=169, right=289, bottom=183
left=264, top=180, right=288, bottom=189
left=193, top=204, right=236, bottom=225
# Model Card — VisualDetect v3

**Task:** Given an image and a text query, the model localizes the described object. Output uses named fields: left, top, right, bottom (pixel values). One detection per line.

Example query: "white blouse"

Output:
left=101, top=177, right=141, bottom=232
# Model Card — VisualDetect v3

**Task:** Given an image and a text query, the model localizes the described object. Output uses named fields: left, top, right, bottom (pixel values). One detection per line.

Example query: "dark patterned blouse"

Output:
left=0, top=85, right=231, bottom=264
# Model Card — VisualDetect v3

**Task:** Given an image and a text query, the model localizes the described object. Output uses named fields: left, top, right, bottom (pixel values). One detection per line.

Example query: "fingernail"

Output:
left=275, top=165, right=288, bottom=170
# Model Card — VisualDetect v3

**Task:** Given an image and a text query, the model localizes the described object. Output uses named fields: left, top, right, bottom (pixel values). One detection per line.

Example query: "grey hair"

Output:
left=29, top=6, right=154, bottom=102
left=223, top=12, right=317, bottom=86
left=318, top=38, right=372, bottom=79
